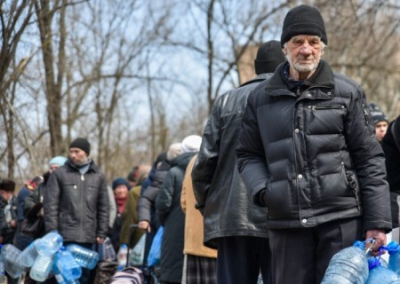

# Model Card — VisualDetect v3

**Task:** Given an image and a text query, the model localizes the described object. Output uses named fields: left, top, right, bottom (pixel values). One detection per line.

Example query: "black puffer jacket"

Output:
left=155, top=152, right=195, bottom=283
left=237, top=60, right=392, bottom=232
left=138, top=160, right=171, bottom=229
left=44, top=159, right=109, bottom=243
left=192, top=74, right=271, bottom=248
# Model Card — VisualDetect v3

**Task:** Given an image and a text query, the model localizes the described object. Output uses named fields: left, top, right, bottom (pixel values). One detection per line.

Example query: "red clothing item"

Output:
left=116, top=197, right=127, bottom=214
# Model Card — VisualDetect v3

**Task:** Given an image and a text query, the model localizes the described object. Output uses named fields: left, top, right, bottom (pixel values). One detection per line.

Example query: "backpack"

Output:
left=111, top=267, right=144, bottom=284
left=94, top=261, right=118, bottom=284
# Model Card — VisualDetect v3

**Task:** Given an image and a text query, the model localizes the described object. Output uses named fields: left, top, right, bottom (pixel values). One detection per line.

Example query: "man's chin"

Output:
left=294, top=63, right=317, bottom=73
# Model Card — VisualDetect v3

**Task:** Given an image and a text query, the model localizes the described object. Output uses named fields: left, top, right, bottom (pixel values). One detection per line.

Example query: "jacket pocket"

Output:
left=263, top=180, right=293, bottom=219
left=345, top=170, right=361, bottom=211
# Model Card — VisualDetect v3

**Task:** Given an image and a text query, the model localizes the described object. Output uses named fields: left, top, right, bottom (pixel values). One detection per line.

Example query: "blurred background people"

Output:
left=369, top=102, right=389, bottom=142
left=156, top=135, right=202, bottom=284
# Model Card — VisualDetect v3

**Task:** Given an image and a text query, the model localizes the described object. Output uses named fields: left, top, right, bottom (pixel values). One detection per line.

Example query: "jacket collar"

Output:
left=240, top=73, right=273, bottom=88
left=265, top=60, right=335, bottom=97
left=65, top=158, right=100, bottom=173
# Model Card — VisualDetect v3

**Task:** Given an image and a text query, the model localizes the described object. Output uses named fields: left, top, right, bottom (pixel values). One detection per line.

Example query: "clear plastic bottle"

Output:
left=387, top=241, right=400, bottom=274
left=66, top=244, right=99, bottom=270
left=321, top=241, right=369, bottom=284
left=117, top=244, right=128, bottom=271
left=98, top=237, right=116, bottom=262
left=366, top=257, right=400, bottom=284
left=17, top=239, right=39, bottom=268
left=35, top=231, right=63, bottom=255
left=54, top=247, right=81, bottom=283
left=30, top=254, right=54, bottom=282
left=0, top=244, right=25, bottom=279
left=30, top=231, right=63, bottom=282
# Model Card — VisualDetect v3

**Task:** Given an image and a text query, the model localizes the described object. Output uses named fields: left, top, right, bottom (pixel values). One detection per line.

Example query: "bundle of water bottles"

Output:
left=0, top=231, right=99, bottom=284
left=321, top=239, right=400, bottom=283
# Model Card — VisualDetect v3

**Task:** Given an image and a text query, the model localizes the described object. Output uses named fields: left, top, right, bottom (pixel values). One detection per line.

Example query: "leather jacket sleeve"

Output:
left=236, top=90, right=270, bottom=206
left=97, top=176, right=110, bottom=238
left=43, top=171, right=60, bottom=232
left=191, top=95, right=223, bottom=212
left=345, top=87, right=391, bottom=232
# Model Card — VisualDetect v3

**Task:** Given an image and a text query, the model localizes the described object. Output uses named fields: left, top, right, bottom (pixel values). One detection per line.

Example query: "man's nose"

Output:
left=300, top=44, right=312, bottom=54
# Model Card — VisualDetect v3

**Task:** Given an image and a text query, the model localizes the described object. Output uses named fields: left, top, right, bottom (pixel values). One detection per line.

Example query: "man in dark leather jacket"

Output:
left=192, top=40, right=285, bottom=284
left=44, top=137, right=109, bottom=282
left=236, top=5, right=391, bottom=284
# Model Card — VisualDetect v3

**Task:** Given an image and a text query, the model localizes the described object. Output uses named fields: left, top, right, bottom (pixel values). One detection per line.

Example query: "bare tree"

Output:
left=0, top=1, right=35, bottom=178
left=314, top=0, right=400, bottom=118
left=166, top=0, right=294, bottom=112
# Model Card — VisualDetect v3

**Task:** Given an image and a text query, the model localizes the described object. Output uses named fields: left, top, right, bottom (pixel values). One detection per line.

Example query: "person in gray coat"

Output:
left=44, top=138, right=109, bottom=283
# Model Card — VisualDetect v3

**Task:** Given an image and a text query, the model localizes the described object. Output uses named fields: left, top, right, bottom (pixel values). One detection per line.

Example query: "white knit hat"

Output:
left=181, top=135, right=202, bottom=153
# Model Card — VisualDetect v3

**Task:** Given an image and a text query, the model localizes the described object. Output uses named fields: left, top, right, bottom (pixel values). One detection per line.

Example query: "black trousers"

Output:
left=268, top=217, right=362, bottom=284
left=390, top=192, right=399, bottom=228
left=216, top=236, right=271, bottom=284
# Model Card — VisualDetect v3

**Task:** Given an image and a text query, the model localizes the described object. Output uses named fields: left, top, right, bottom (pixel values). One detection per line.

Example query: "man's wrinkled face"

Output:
left=69, top=147, right=89, bottom=166
left=283, top=35, right=324, bottom=79
left=375, top=121, right=388, bottom=142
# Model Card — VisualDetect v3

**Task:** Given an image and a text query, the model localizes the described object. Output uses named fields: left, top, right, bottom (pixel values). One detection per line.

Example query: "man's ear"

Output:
left=282, top=47, right=287, bottom=55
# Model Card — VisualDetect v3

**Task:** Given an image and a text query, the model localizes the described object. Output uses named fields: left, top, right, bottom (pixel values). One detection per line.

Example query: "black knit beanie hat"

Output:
left=112, top=177, right=131, bottom=191
left=0, top=179, right=16, bottom=193
left=369, top=102, right=388, bottom=125
left=69, top=137, right=91, bottom=155
left=254, top=40, right=286, bottom=74
left=281, top=5, right=327, bottom=47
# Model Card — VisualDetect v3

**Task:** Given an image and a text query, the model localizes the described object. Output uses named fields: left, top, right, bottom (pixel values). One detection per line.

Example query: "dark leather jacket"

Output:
left=44, top=159, right=109, bottom=243
left=237, top=61, right=392, bottom=232
left=192, top=74, right=271, bottom=248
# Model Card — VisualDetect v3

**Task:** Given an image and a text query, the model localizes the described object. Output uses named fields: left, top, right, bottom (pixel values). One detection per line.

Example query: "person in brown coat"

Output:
left=181, top=155, right=217, bottom=284
left=120, top=165, right=151, bottom=248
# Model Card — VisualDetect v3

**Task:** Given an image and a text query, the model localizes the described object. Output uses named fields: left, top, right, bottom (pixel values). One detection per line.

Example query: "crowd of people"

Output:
left=1, top=4, right=400, bottom=284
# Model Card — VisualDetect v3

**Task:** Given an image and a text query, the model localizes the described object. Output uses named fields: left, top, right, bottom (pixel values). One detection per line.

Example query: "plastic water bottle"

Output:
left=66, top=244, right=99, bottom=269
left=0, top=244, right=25, bottom=279
left=17, top=239, right=40, bottom=268
left=30, top=231, right=64, bottom=282
left=98, top=237, right=116, bottom=261
left=386, top=241, right=400, bottom=274
left=35, top=231, right=63, bottom=255
left=54, top=247, right=82, bottom=283
left=321, top=241, right=369, bottom=284
left=117, top=243, right=128, bottom=270
left=366, top=257, right=400, bottom=283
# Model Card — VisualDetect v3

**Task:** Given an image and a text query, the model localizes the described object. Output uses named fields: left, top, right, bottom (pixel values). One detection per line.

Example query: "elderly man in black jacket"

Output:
left=44, top=137, right=109, bottom=283
left=236, top=5, right=391, bottom=284
left=192, top=40, right=286, bottom=284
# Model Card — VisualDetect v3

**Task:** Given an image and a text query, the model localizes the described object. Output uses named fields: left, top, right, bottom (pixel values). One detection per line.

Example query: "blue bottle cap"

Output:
left=353, top=240, right=365, bottom=250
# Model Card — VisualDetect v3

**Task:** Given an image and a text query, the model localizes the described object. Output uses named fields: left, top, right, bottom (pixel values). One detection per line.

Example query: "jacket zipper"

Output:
left=80, top=174, right=85, bottom=240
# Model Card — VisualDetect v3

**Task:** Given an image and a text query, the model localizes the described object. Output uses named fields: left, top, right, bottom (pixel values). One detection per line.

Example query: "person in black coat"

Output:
left=155, top=136, right=201, bottom=284
left=192, top=40, right=286, bottom=284
left=236, top=5, right=391, bottom=284
left=382, top=114, right=400, bottom=228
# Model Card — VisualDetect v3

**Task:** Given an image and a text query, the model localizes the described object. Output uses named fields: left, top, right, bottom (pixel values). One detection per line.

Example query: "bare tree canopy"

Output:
left=1, top=0, right=400, bottom=184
